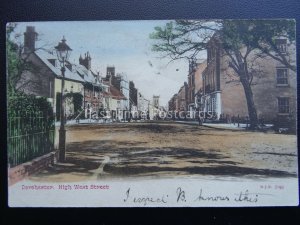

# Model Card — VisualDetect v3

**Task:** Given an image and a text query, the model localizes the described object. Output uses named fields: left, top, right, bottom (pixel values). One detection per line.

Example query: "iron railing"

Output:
left=8, top=113, right=55, bottom=167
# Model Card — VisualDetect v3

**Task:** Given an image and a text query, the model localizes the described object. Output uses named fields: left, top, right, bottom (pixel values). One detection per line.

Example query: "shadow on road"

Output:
left=35, top=138, right=296, bottom=179
left=104, top=164, right=294, bottom=177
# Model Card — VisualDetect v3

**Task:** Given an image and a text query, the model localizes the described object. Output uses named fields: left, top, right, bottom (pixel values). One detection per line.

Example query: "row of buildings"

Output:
left=168, top=33, right=296, bottom=124
left=18, top=26, right=161, bottom=122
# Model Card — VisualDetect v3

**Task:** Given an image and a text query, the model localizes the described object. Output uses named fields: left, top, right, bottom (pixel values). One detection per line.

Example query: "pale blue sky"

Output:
left=13, top=21, right=206, bottom=106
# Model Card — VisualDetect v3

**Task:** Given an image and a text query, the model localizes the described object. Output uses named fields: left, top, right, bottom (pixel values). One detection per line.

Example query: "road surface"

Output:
left=30, top=122, right=298, bottom=182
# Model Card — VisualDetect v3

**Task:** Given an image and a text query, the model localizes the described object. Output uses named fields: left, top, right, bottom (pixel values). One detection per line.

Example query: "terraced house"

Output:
left=18, top=26, right=106, bottom=120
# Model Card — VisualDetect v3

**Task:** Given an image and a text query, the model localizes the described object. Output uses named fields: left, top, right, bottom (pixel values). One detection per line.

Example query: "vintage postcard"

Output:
left=7, top=20, right=298, bottom=207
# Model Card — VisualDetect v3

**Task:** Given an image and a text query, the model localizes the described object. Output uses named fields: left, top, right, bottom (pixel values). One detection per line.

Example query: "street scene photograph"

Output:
left=7, top=20, right=298, bottom=207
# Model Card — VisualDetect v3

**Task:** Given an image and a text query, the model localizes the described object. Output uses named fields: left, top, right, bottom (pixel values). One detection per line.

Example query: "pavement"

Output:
left=175, top=120, right=273, bottom=130
left=57, top=118, right=273, bottom=131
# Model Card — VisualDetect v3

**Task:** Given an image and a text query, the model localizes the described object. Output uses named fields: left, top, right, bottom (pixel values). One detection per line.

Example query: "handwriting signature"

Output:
left=123, top=188, right=168, bottom=206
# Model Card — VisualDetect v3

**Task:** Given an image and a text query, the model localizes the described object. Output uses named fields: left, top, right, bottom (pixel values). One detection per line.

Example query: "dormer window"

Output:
left=275, top=39, right=287, bottom=54
left=48, top=59, right=57, bottom=67
left=66, top=63, right=72, bottom=71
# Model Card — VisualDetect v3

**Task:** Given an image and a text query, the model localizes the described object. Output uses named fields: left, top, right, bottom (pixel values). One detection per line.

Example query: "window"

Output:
left=275, top=39, right=287, bottom=53
left=211, top=97, right=216, bottom=112
left=211, top=47, right=215, bottom=59
left=278, top=97, right=289, bottom=114
left=276, top=68, right=288, bottom=85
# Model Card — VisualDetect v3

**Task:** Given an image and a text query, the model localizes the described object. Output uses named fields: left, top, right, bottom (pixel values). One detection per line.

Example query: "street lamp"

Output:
left=55, top=36, right=72, bottom=162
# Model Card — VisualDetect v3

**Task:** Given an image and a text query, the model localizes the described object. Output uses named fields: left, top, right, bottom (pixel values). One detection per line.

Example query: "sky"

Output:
left=13, top=21, right=207, bottom=106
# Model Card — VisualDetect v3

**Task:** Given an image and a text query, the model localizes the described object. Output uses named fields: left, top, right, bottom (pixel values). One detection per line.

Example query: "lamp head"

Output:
left=55, top=36, right=72, bottom=63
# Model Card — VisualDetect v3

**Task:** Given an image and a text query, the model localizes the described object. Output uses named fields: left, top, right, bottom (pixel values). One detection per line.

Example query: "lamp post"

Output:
left=55, top=36, right=72, bottom=162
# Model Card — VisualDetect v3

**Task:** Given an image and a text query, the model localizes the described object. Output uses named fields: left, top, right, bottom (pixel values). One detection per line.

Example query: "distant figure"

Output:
left=226, top=114, right=231, bottom=124
left=198, top=116, right=203, bottom=126
left=128, top=112, right=132, bottom=122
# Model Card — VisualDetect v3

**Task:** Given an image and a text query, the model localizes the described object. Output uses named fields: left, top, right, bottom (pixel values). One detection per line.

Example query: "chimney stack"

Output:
left=106, top=66, right=115, bottom=85
left=24, top=26, right=38, bottom=53
left=79, top=51, right=92, bottom=70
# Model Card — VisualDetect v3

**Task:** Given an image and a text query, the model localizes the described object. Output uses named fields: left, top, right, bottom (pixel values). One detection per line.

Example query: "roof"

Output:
left=109, top=85, right=127, bottom=100
left=34, top=49, right=126, bottom=100
left=102, top=91, right=111, bottom=97
left=35, top=49, right=85, bottom=83
left=34, top=50, right=61, bottom=76
left=100, top=81, right=126, bottom=99
left=73, top=64, right=99, bottom=84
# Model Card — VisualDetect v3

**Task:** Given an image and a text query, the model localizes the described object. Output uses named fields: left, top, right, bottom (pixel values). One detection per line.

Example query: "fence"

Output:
left=8, top=113, right=55, bottom=167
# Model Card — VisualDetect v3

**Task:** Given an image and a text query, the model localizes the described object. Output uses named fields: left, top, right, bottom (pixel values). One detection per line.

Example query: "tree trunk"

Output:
left=240, top=75, right=259, bottom=129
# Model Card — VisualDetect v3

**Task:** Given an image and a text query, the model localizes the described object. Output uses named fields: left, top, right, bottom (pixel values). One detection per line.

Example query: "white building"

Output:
left=119, top=73, right=130, bottom=121
left=137, top=92, right=150, bottom=119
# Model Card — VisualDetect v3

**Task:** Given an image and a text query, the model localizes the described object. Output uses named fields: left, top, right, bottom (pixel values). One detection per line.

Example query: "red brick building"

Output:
left=187, top=60, right=207, bottom=117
